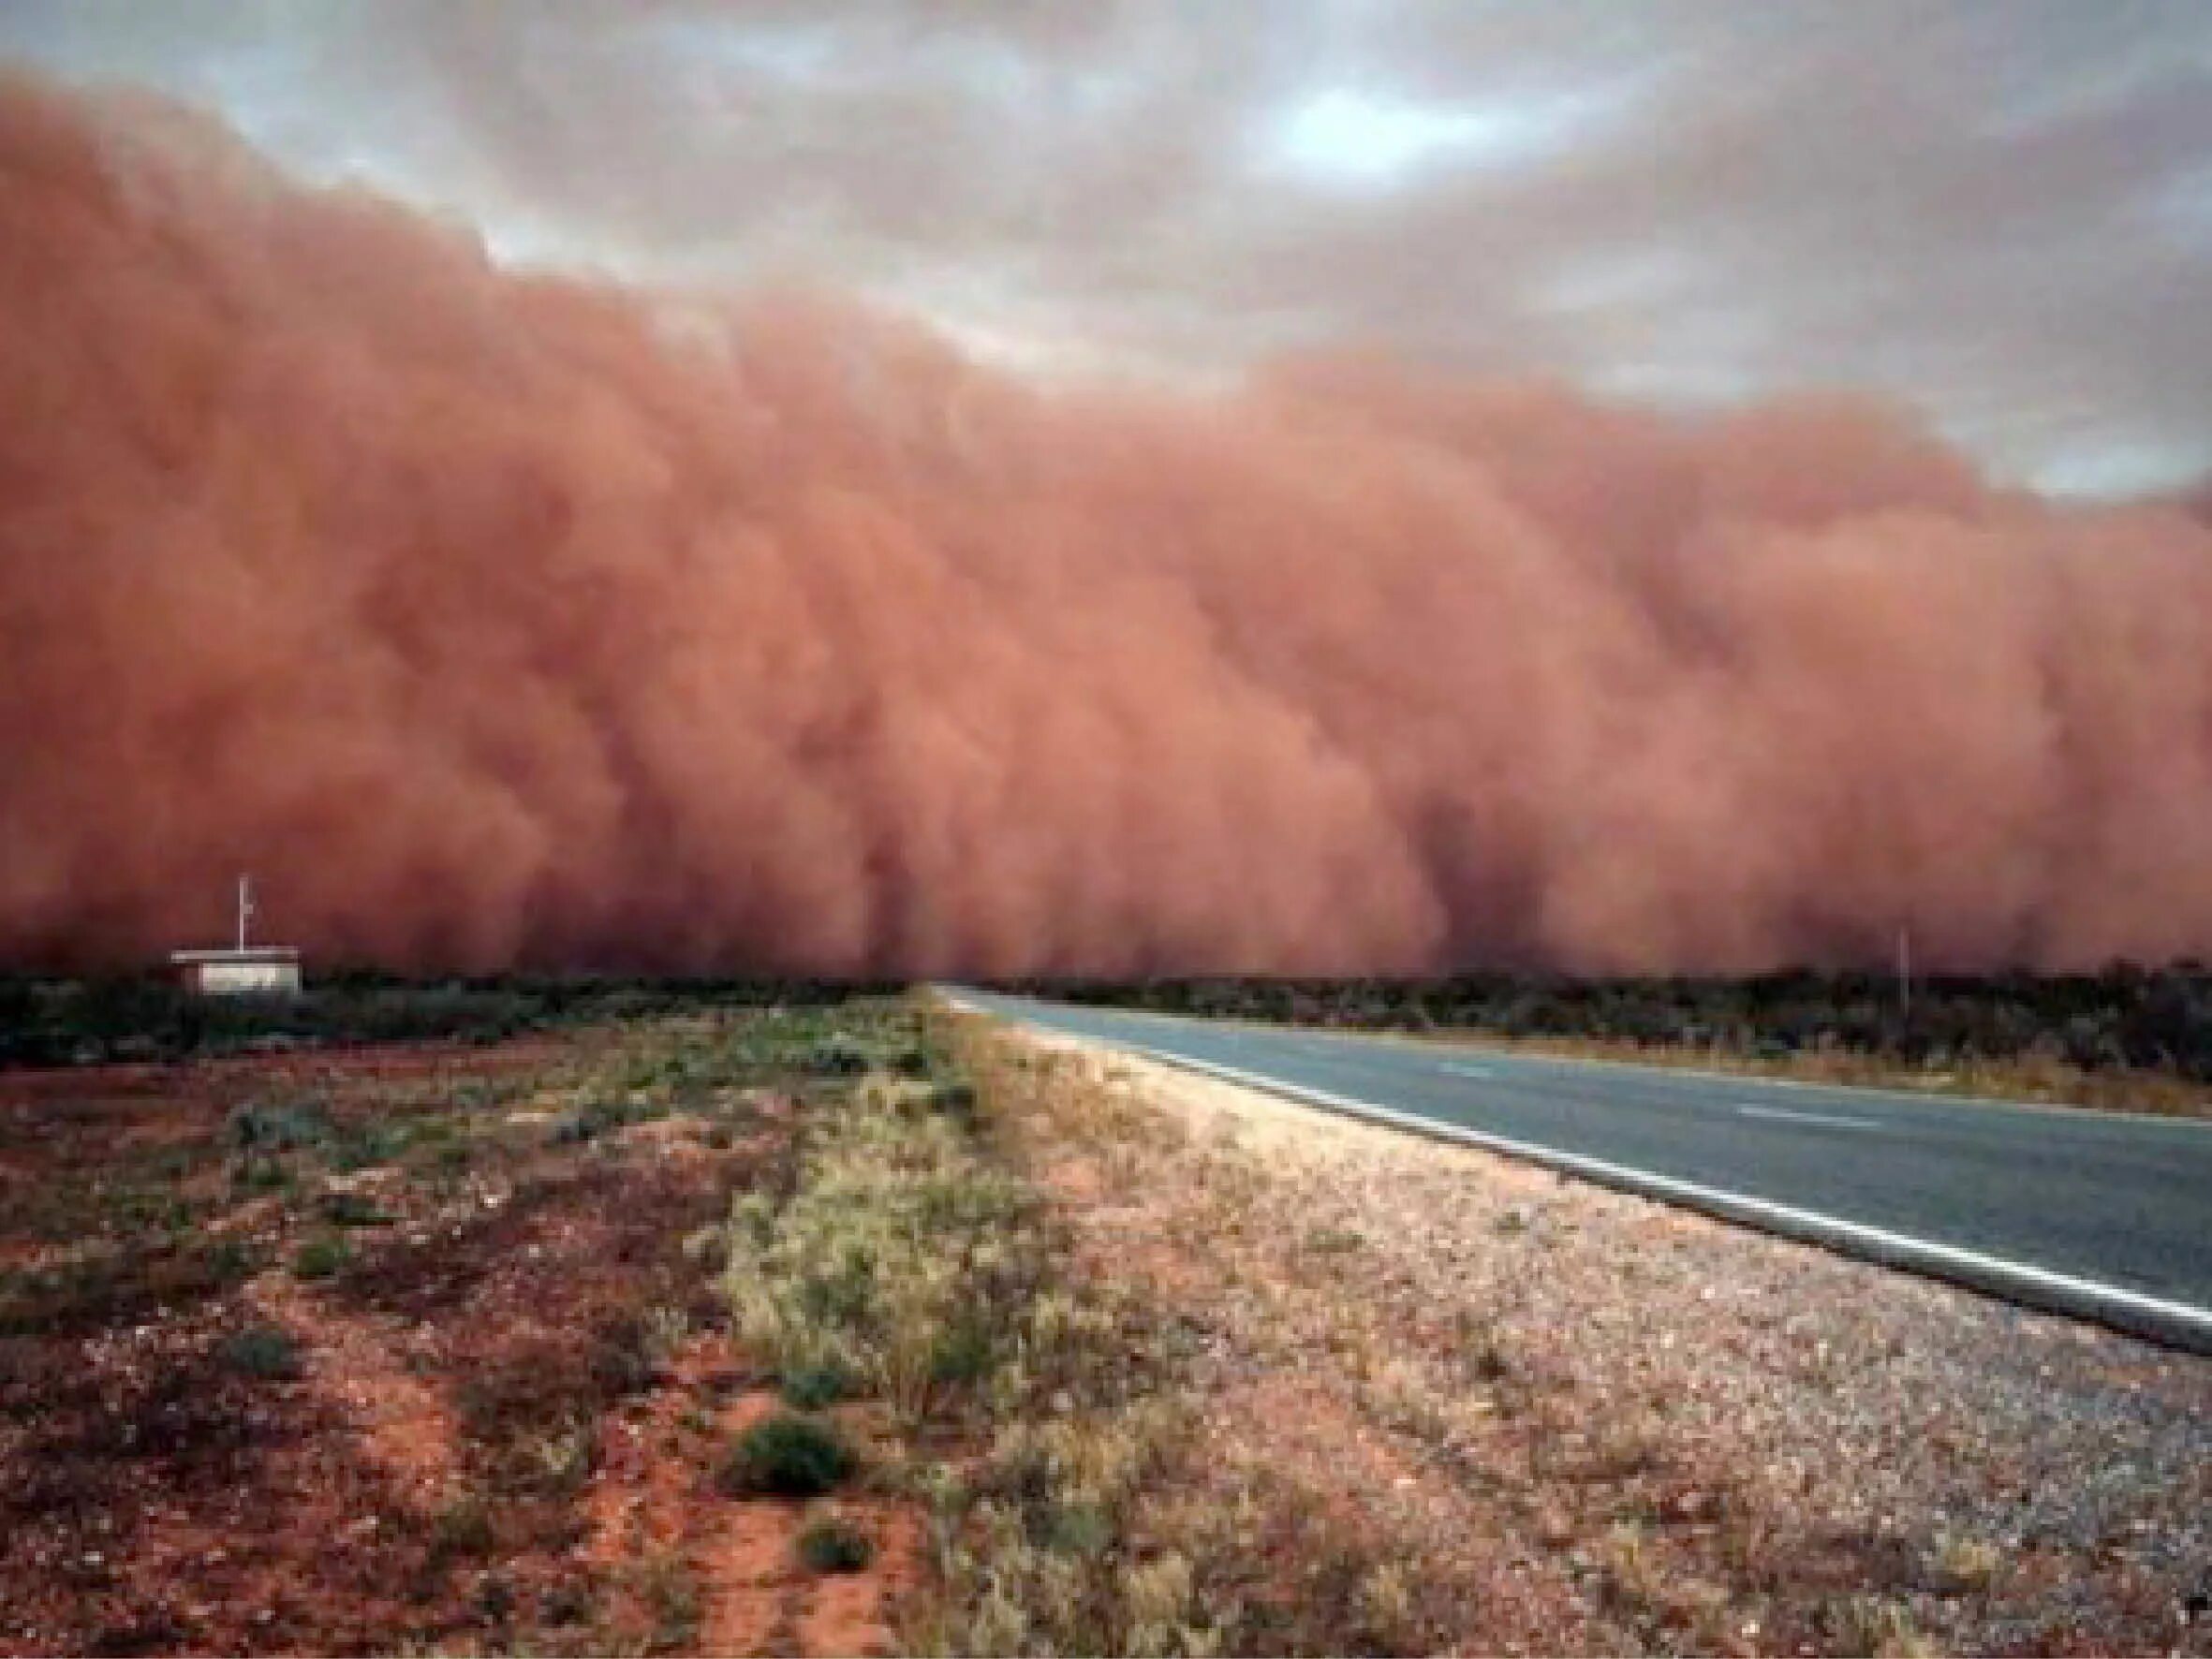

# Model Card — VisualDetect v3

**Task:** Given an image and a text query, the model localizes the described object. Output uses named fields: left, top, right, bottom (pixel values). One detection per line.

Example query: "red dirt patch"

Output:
left=0, top=1019, right=815, bottom=1655
left=581, top=1340, right=923, bottom=1658
left=244, top=1274, right=458, bottom=1503
left=794, top=1500, right=922, bottom=1659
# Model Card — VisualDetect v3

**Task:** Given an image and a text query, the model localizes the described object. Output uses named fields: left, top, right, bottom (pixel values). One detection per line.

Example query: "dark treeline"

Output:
left=21, top=967, right=2212, bottom=1085
left=1003, top=968, right=2212, bottom=1083
left=0, top=974, right=903, bottom=1069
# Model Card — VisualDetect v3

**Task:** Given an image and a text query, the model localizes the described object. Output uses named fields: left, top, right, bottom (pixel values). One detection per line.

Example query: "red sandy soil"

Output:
left=0, top=1030, right=923, bottom=1656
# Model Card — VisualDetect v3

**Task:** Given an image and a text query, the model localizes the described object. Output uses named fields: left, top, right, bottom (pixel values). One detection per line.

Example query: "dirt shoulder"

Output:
left=970, top=1018, right=2212, bottom=1655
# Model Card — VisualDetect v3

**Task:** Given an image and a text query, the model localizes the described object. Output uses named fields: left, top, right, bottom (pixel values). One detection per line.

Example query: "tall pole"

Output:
left=237, top=873, right=253, bottom=953
left=1897, top=925, right=1911, bottom=1021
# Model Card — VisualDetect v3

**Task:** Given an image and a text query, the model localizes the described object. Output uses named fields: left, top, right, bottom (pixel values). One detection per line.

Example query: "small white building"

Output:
left=169, top=875, right=302, bottom=995
left=169, top=945, right=303, bottom=997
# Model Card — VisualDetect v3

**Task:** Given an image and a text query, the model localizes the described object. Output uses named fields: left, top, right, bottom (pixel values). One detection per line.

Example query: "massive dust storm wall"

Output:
left=5, top=74, right=2211, bottom=975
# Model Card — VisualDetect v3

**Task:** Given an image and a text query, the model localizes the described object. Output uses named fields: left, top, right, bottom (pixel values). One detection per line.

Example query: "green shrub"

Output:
left=199, top=1236, right=255, bottom=1284
left=927, top=1319, right=995, bottom=1387
left=1044, top=1501, right=1113, bottom=1558
left=719, top=1412, right=856, bottom=1497
left=538, top=1582, right=595, bottom=1628
left=319, top=1190, right=392, bottom=1227
left=586, top=1314, right=659, bottom=1394
left=796, top=1517, right=875, bottom=1574
left=232, top=1155, right=289, bottom=1194
left=227, top=1100, right=332, bottom=1152
left=477, top=1575, right=516, bottom=1622
left=548, top=1098, right=647, bottom=1146
left=291, top=1234, right=350, bottom=1281
left=220, top=1324, right=303, bottom=1379
left=432, top=1492, right=495, bottom=1560
left=930, top=1079, right=979, bottom=1119
left=330, top=1123, right=404, bottom=1173
left=805, top=1035, right=871, bottom=1076
left=779, top=1361, right=856, bottom=1411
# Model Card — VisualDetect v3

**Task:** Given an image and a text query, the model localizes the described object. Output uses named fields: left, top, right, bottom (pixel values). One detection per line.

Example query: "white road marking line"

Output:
left=1736, top=1103, right=1881, bottom=1132
left=1439, top=1061, right=1495, bottom=1079
left=1065, top=1040, right=2212, bottom=1352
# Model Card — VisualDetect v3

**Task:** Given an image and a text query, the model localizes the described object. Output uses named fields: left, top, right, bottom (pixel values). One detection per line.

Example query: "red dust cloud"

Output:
left=4, top=73, right=2212, bottom=977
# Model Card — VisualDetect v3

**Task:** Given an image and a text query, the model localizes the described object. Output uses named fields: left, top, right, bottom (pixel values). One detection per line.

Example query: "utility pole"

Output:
left=237, top=873, right=255, bottom=953
left=1897, top=924, right=1912, bottom=1021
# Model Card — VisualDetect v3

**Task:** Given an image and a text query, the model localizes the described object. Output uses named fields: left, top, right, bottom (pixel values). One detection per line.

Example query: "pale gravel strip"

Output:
left=1025, top=1028, right=2212, bottom=1655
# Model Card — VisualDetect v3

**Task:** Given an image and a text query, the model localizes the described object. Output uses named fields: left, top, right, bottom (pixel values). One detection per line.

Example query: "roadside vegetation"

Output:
left=715, top=1017, right=1237, bottom=1656
left=0, top=977, right=1319, bottom=1655
left=7, top=973, right=2200, bottom=1654
left=1014, top=968, right=2212, bottom=1116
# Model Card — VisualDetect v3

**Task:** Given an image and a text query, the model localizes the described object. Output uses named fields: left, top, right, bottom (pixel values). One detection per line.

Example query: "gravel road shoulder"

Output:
left=1003, top=1025, right=2212, bottom=1655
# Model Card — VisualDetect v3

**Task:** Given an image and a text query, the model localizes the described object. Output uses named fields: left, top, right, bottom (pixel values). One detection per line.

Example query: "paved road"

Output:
left=952, top=990, right=2212, bottom=1353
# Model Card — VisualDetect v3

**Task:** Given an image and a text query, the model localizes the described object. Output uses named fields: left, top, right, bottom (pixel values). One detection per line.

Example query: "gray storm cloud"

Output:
left=5, top=0, right=2209, bottom=492
left=4, top=71, right=2212, bottom=977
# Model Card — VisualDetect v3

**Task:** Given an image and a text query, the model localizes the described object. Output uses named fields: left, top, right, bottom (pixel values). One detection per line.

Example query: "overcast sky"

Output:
left=6, top=0, right=2209, bottom=496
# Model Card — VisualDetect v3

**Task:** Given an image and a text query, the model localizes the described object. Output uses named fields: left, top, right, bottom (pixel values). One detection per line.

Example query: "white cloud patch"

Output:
left=1261, top=84, right=1608, bottom=188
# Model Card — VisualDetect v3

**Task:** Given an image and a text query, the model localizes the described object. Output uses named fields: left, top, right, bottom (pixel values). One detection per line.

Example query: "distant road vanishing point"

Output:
left=951, top=990, right=2212, bottom=1356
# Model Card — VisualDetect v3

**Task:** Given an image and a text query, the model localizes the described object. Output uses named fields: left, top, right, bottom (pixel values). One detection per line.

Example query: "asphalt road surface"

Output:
left=952, top=990, right=2212, bottom=1353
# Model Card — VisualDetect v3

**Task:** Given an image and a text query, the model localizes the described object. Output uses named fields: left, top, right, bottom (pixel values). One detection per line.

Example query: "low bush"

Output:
left=231, top=1155, right=289, bottom=1195
left=796, top=1516, right=875, bottom=1573
left=930, top=1079, right=980, bottom=1119
left=547, top=1098, right=651, bottom=1147
left=228, top=1101, right=332, bottom=1153
left=290, top=1234, right=350, bottom=1281
left=927, top=1318, right=995, bottom=1387
left=318, top=1190, right=392, bottom=1228
left=219, top=1324, right=303, bottom=1379
left=431, top=1492, right=495, bottom=1561
left=805, top=1035, right=872, bottom=1076
left=718, top=1412, right=856, bottom=1497
left=329, top=1123, right=405, bottom=1173
left=778, top=1360, right=856, bottom=1412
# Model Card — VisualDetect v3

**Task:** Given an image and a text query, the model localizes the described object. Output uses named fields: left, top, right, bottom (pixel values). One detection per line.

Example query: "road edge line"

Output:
left=1025, top=997, right=2212, bottom=1133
